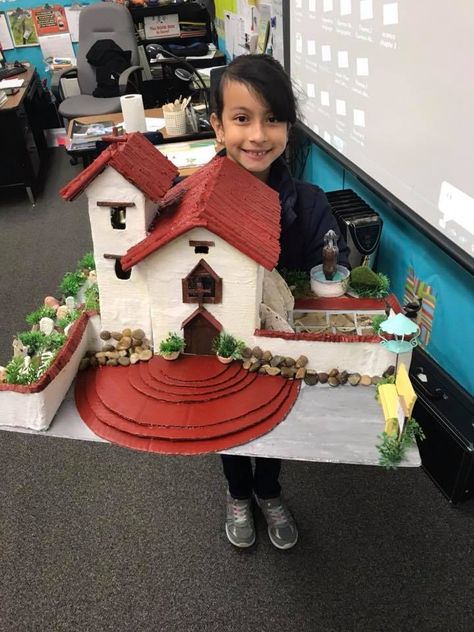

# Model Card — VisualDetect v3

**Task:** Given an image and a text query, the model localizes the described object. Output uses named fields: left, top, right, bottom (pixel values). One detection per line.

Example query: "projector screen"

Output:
left=286, top=1, right=474, bottom=273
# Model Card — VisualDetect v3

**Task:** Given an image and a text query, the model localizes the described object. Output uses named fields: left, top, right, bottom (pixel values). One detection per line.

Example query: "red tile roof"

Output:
left=121, top=156, right=281, bottom=271
left=59, top=133, right=178, bottom=202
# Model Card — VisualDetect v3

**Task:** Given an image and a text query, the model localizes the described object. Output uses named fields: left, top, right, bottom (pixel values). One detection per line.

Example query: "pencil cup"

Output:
left=163, top=108, right=187, bottom=136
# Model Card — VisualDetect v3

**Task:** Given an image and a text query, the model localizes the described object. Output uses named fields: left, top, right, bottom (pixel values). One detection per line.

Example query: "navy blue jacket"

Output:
left=267, top=156, right=350, bottom=272
left=215, top=149, right=350, bottom=272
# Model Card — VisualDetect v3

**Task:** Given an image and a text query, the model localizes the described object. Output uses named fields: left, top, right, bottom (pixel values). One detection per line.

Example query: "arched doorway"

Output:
left=182, top=306, right=222, bottom=355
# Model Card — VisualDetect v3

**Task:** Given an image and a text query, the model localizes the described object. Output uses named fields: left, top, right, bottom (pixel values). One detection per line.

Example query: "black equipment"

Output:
left=327, top=189, right=383, bottom=269
left=0, top=63, right=27, bottom=80
left=410, top=347, right=474, bottom=504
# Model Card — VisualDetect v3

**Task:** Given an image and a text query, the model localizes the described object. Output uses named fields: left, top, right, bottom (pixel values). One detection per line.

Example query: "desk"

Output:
left=0, top=66, right=48, bottom=204
left=66, top=108, right=216, bottom=175
left=67, top=107, right=170, bottom=141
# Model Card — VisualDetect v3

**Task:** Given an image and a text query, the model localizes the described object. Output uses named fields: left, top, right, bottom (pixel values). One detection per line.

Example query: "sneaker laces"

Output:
left=231, top=500, right=251, bottom=525
left=263, top=502, right=290, bottom=527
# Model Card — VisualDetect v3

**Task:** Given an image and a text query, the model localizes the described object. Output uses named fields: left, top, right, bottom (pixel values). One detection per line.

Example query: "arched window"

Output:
left=182, top=259, right=222, bottom=304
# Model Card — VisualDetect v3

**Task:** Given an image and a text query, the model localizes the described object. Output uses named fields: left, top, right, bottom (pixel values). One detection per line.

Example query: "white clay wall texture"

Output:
left=0, top=315, right=101, bottom=431
left=250, top=335, right=411, bottom=377
left=86, top=169, right=155, bottom=336
left=142, top=227, right=263, bottom=347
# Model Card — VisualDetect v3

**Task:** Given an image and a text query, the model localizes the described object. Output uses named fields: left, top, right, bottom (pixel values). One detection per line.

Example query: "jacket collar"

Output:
left=215, top=149, right=298, bottom=229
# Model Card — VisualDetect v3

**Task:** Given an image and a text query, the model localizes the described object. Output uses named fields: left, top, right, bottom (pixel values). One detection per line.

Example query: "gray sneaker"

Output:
left=225, top=491, right=256, bottom=548
left=256, top=496, right=298, bottom=550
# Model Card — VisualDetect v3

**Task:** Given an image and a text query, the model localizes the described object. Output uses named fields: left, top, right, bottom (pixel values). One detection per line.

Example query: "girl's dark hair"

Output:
left=211, top=54, right=297, bottom=125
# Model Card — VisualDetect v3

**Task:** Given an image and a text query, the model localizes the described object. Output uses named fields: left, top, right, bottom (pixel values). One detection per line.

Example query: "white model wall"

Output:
left=86, top=169, right=154, bottom=336
left=251, top=335, right=410, bottom=377
left=143, top=227, right=263, bottom=347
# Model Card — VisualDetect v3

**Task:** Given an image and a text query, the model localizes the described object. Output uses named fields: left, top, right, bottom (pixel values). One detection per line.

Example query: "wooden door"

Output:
left=183, top=313, right=220, bottom=355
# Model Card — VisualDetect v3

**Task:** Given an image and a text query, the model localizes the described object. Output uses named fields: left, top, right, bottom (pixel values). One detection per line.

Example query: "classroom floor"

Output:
left=0, top=149, right=473, bottom=632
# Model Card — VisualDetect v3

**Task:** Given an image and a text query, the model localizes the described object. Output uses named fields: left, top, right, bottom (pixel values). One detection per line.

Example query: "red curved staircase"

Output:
left=75, top=355, right=300, bottom=454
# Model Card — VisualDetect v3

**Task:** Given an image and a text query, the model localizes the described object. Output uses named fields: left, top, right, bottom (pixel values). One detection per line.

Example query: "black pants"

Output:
left=221, top=455, right=281, bottom=500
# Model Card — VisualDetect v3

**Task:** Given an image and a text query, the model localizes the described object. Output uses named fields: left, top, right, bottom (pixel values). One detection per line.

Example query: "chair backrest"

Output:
left=77, top=4, right=139, bottom=96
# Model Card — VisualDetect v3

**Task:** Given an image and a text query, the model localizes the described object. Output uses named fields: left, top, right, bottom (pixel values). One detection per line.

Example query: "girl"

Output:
left=210, top=54, right=349, bottom=550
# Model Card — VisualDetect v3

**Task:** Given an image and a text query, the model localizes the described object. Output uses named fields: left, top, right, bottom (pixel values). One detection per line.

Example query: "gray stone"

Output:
left=304, top=371, right=319, bottom=386
left=295, top=355, right=309, bottom=368
left=280, top=366, right=296, bottom=379
left=116, top=336, right=132, bottom=350
left=338, top=370, right=349, bottom=385
left=348, top=373, right=361, bottom=386
left=265, top=366, right=281, bottom=376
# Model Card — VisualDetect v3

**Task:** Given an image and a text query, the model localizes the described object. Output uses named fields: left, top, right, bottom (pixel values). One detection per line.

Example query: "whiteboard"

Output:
left=286, top=0, right=474, bottom=269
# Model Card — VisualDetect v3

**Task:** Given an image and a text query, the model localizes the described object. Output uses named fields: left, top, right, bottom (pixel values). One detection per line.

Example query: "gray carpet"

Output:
left=1, top=150, right=473, bottom=632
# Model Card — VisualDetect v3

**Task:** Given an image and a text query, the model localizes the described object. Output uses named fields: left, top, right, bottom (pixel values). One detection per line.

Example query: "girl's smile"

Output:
left=210, top=80, right=289, bottom=182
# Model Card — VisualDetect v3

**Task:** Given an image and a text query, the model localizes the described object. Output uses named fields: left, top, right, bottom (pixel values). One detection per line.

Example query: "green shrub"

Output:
left=371, top=314, right=387, bottom=334
left=279, top=268, right=311, bottom=298
left=17, top=331, right=47, bottom=356
left=56, top=308, right=81, bottom=331
left=377, top=418, right=425, bottom=469
left=5, top=351, right=56, bottom=385
left=25, top=306, right=57, bottom=327
left=5, top=355, right=37, bottom=385
left=159, top=332, right=185, bottom=355
left=16, top=330, right=66, bottom=356
left=212, top=332, right=246, bottom=360
left=44, top=331, right=66, bottom=352
left=348, top=267, right=390, bottom=298
left=84, top=283, right=100, bottom=312
left=77, top=252, right=95, bottom=271
left=59, top=271, right=84, bottom=298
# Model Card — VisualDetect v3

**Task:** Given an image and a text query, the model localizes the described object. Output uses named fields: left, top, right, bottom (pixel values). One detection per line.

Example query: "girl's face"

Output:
left=210, top=80, right=289, bottom=182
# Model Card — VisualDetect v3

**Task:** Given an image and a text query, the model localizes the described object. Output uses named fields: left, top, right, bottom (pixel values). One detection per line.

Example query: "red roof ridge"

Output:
left=121, top=156, right=281, bottom=271
left=60, top=133, right=178, bottom=203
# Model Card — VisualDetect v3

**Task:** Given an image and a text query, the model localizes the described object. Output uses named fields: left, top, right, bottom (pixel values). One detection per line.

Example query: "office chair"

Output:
left=51, top=4, right=142, bottom=123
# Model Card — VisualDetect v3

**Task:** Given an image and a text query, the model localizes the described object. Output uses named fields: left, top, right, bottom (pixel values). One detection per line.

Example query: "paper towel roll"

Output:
left=120, top=94, right=146, bottom=133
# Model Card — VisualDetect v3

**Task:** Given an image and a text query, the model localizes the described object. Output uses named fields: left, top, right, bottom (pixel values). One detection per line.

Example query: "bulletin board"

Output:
left=0, top=1, right=99, bottom=80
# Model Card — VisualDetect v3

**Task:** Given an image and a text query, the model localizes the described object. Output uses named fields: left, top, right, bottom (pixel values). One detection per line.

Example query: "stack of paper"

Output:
left=68, top=119, right=116, bottom=150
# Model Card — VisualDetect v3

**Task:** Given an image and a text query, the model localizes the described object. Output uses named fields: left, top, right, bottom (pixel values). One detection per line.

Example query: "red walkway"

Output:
left=75, top=355, right=300, bottom=454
